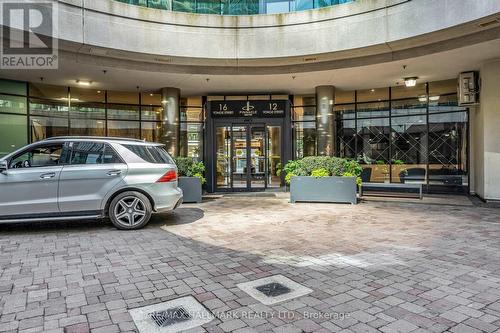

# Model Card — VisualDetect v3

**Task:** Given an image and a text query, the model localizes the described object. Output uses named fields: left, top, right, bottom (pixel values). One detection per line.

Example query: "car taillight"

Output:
left=156, top=170, right=177, bottom=183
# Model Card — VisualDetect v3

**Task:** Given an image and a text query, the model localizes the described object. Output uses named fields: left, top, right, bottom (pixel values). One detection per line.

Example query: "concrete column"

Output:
left=475, top=60, right=500, bottom=200
left=315, top=85, right=335, bottom=156
left=160, top=87, right=180, bottom=157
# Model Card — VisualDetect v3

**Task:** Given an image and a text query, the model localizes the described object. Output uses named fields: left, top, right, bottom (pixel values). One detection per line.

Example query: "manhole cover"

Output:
left=150, top=307, right=191, bottom=327
left=256, top=283, right=291, bottom=297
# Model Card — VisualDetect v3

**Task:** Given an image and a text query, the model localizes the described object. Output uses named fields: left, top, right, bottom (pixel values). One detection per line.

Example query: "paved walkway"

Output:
left=1, top=196, right=500, bottom=332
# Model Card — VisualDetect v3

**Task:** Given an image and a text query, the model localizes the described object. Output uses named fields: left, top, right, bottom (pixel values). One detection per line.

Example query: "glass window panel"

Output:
left=292, top=106, right=316, bottom=121
left=267, top=125, right=282, bottom=188
left=70, top=142, right=105, bottom=165
left=0, top=94, right=27, bottom=114
left=0, top=79, right=26, bottom=96
left=107, top=91, right=139, bottom=104
left=357, top=88, right=389, bottom=102
left=142, top=106, right=164, bottom=121
left=31, top=116, right=69, bottom=142
left=180, top=96, right=203, bottom=107
left=294, top=122, right=316, bottom=158
left=224, top=0, right=259, bottom=15
left=391, top=115, right=428, bottom=184
left=173, top=0, right=196, bottom=12
left=216, top=126, right=231, bottom=189
left=335, top=90, right=355, bottom=104
left=334, top=104, right=355, bottom=119
left=69, top=102, right=105, bottom=119
left=197, top=0, right=222, bottom=13
left=293, top=95, right=315, bottom=106
left=428, top=111, right=468, bottom=188
left=107, top=120, right=140, bottom=139
left=181, top=107, right=203, bottom=122
left=107, top=104, right=139, bottom=120
left=10, top=143, right=64, bottom=168
left=266, top=0, right=291, bottom=13
left=69, top=119, right=105, bottom=136
left=103, top=145, right=123, bottom=164
left=296, top=0, right=313, bottom=10
left=0, top=114, right=27, bottom=157
left=314, top=0, right=331, bottom=8
left=141, top=121, right=163, bottom=143
left=29, top=98, right=69, bottom=117
left=180, top=123, right=203, bottom=159
left=356, top=117, right=390, bottom=183
left=70, top=87, right=105, bottom=103
left=429, top=79, right=457, bottom=96
left=391, top=98, right=427, bottom=116
left=336, top=118, right=356, bottom=159
left=29, top=83, right=67, bottom=100
left=391, top=83, right=427, bottom=100
left=141, top=93, right=162, bottom=106
left=357, top=101, right=390, bottom=118
left=429, top=94, right=462, bottom=113
left=147, top=0, right=170, bottom=9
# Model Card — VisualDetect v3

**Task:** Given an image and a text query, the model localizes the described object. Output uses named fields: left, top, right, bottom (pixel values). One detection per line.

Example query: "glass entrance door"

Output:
left=215, top=123, right=282, bottom=191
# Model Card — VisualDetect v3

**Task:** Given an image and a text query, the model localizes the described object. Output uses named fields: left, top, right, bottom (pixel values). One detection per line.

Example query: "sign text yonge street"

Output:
left=1, top=1, right=58, bottom=69
left=210, top=100, right=287, bottom=118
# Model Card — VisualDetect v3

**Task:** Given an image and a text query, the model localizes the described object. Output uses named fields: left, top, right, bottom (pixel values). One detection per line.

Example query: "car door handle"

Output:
left=40, top=172, right=56, bottom=179
left=107, top=170, right=122, bottom=176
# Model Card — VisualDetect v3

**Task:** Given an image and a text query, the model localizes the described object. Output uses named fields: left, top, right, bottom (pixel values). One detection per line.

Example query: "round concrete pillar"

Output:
left=160, top=87, right=180, bottom=157
left=315, top=85, right=335, bottom=156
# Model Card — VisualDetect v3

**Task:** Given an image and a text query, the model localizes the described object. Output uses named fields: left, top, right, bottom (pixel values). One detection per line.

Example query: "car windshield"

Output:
left=122, top=144, right=174, bottom=164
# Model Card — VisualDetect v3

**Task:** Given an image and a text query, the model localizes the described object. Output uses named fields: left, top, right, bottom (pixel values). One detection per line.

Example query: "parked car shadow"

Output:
left=149, top=207, right=205, bottom=227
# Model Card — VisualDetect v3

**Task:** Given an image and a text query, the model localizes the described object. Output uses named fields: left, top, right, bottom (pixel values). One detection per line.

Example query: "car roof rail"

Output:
left=44, top=136, right=146, bottom=143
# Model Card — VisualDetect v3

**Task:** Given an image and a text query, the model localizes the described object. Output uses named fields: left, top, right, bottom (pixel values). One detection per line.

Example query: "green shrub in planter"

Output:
left=174, top=157, right=206, bottom=184
left=311, top=168, right=330, bottom=178
left=284, top=156, right=362, bottom=184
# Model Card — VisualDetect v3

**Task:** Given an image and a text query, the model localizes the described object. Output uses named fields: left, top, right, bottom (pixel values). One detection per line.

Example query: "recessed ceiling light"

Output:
left=404, top=77, right=418, bottom=87
left=76, top=80, right=91, bottom=86
left=370, top=89, right=375, bottom=92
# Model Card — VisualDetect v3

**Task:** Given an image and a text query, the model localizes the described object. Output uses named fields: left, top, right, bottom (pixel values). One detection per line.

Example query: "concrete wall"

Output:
left=474, top=59, right=500, bottom=200
left=47, top=0, right=500, bottom=69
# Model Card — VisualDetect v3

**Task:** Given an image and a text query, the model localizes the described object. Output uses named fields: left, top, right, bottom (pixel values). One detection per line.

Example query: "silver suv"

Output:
left=0, top=137, right=183, bottom=230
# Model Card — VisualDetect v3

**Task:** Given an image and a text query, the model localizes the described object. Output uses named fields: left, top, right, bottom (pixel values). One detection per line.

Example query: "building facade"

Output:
left=0, top=0, right=499, bottom=199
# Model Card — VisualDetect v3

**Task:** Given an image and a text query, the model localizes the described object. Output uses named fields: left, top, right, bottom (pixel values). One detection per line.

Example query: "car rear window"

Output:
left=122, top=144, right=174, bottom=164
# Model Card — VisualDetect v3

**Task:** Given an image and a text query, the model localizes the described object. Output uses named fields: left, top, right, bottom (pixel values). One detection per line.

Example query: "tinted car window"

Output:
left=10, top=144, right=65, bottom=168
left=70, top=142, right=104, bottom=164
left=103, top=145, right=123, bottom=164
left=123, top=144, right=174, bottom=164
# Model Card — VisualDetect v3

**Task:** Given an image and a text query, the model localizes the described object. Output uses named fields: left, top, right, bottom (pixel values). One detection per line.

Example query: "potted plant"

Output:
left=174, top=157, right=206, bottom=203
left=284, top=156, right=362, bottom=204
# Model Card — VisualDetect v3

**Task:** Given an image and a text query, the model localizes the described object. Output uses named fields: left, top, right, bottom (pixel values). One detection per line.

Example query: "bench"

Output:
left=360, top=183, right=423, bottom=200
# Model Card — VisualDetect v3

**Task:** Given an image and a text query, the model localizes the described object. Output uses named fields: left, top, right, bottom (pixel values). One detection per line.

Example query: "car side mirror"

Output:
left=0, top=160, right=8, bottom=173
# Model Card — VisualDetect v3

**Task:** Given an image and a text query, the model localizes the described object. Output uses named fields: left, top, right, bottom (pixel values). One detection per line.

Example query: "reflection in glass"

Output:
left=428, top=111, right=468, bottom=188
left=141, top=106, right=163, bottom=121
left=31, top=116, right=69, bottom=141
left=181, top=107, right=203, bottom=122
left=107, top=120, right=140, bottom=139
left=335, top=105, right=356, bottom=159
left=356, top=117, right=390, bottom=183
left=250, top=127, right=266, bottom=188
left=29, top=98, right=69, bottom=117
left=0, top=114, right=27, bottom=157
left=294, top=122, right=316, bottom=158
left=180, top=123, right=203, bottom=159
left=69, top=102, right=105, bottom=119
left=267, top=126, right=282, bottom=188
left=391, top=115, right=427, bottom=184
left=292, top=106, right=316, bottom=121
left=0, top=95, right=26, bottom=114
left=216, top=126, right=231, bottom=189
left=107, top=104, right=139, bottom=120
left=141, top=122, right=163, bottom=143
left=69, top=119, right=105, bottom=137
left=232, top=126, right=247, bottom=188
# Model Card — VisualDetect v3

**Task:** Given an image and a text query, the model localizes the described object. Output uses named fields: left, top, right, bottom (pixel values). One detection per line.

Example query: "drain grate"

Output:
left=256, top=282, right=292, bottom=297
left=149, top=307, right=191, bottom=328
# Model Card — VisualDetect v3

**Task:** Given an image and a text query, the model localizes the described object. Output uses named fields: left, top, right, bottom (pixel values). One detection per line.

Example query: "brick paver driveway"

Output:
left=1, top=195, right=500, bottom=333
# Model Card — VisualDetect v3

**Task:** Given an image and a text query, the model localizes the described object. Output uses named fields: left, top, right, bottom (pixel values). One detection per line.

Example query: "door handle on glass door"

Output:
left=40, top=173, right=56, bottom=179
left=107, top=170, right=122, bottom=176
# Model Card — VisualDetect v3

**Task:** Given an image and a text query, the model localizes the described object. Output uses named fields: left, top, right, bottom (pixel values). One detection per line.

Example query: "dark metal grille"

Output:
left=149, top=307, right=191, bottom=327
left=256, top=283, right=292, bottom=297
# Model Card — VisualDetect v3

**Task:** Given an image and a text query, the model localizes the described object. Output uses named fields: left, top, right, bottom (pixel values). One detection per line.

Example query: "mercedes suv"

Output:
left=0, top=137, right=183, bottom=230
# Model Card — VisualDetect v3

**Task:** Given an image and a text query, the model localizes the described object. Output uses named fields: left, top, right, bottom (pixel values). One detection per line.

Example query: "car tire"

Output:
left=109, top=191, right=152, bottom=230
